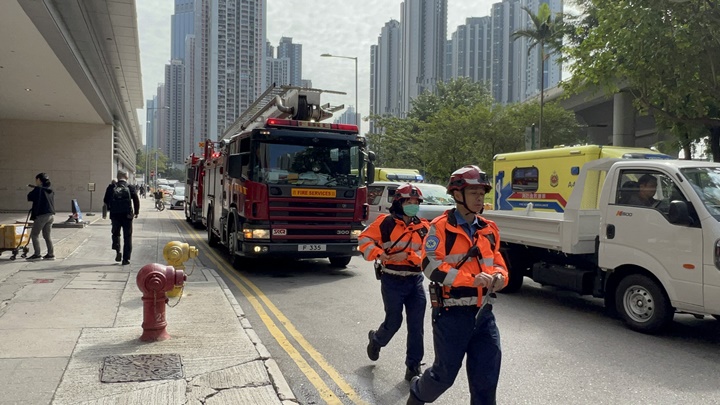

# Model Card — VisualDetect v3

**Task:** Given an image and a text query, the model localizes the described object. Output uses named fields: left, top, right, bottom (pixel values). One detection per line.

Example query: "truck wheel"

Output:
left=498, top=250, right=525, bottom=294
left=207, top=210, right=219, bottom=247
left=329, top=256, right=352, bottom=268
left=227, top=222, right=242, bottom=269
left=615, top=274, right=673, bottom=334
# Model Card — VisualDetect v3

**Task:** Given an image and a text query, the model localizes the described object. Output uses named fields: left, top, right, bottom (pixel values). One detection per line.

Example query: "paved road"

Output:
left=172, top=216, right=720, bottom=405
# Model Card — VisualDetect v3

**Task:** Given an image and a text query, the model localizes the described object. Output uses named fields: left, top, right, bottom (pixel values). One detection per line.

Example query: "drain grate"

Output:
left=100, top=354, right=184, bottom=383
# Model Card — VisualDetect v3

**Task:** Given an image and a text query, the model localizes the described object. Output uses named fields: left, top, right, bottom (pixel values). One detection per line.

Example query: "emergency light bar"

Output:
left=265, top=118, right=358, bottom=133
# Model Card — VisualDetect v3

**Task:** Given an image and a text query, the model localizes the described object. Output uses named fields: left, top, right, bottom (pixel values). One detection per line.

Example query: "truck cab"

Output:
left=484, top=156, right=720, bottom=333
left=598, top=160, right=720, bottom=328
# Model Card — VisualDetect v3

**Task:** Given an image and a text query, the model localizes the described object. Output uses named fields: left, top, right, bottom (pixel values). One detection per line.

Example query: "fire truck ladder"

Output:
left=220, top=85, right=346, bottom=140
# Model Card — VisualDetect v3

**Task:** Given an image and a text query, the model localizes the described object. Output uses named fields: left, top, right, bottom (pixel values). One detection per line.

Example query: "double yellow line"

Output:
left=172, top=212, right=366, bottom=405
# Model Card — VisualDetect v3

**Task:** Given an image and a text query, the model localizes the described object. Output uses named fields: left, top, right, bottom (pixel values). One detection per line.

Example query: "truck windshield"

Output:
left=252, top=142, right=363, bottom=187
left=681, top=167, right=720, bottom=218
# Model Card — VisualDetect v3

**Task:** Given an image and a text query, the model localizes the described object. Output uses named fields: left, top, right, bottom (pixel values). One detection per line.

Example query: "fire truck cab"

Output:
left=203, top=86, right=375, bottom=268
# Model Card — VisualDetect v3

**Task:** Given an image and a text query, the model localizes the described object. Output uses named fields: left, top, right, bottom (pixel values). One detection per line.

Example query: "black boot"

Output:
left=407, top=380, right=425, bottom=405
left=405, top=364, right=422, bottom=381
left=115, top=250, right=122, bottom=262
left=367, top=330, right=381, bottom=361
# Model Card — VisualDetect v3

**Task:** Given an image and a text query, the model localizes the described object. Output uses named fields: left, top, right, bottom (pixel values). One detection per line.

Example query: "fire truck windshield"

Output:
left=252, top=141, right=363, bottom=187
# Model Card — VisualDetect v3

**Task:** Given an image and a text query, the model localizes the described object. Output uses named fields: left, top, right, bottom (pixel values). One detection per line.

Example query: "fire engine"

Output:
left=184, top=151, right=205, bottom=226
left=202, top=85, right=375, bottom=268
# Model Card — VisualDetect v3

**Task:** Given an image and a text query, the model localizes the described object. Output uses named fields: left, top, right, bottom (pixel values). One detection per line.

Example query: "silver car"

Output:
left=169, top=187, right=185, bottom=210
left=366, top=182, right=455, bottom=224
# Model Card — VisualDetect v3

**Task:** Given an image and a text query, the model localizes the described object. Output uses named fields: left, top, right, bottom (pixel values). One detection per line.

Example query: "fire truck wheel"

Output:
left=207, top=210, right=219, bottom=247
left=615, top=274, right=673, bottom=334
left=328, top=256, right=352, bottom=268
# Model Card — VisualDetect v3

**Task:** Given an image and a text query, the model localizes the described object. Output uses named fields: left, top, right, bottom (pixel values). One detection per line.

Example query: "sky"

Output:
left=136, top=0, right=513, bottom=142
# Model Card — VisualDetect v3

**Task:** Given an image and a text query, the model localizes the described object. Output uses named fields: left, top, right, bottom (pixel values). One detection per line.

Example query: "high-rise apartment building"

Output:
left=277, top=37, right=302, bottom=86
left=194, top=0, right=266, bottom=141
left=370, top=20, right=402, bottom=124
left=165, top=61, right=185, bottom=164
left=448, top=17, right=492, bottom=86
left=489, top=0, right=562, bottom=103
left=520, top=0, right=562, bottom=101
left=184, top=34, right=199, bottom=158
left=166, top=0, right=194, bottom=164
left=334, top=106, right=357, bottom=125
left=399, top=0, right=447, bottom=116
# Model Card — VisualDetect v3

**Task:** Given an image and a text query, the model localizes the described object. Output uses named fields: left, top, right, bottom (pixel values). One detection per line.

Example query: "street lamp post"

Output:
left=320, top=53, right=358, bottom=130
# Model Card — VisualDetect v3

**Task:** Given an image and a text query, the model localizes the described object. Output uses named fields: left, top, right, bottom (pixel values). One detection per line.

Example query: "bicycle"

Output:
left=155, top=198, right=165, bottom=211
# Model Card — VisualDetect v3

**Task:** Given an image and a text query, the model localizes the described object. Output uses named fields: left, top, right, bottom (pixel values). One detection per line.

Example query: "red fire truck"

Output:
left=202, top=86, right=375, bottom=267
left=184, top=151, right=206, bottom=227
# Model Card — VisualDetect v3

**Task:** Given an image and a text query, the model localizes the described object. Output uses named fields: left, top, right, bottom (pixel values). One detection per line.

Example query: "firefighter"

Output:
left=408, top=165, right=508, bottom=405
left=359, top=183, right=430, bottom=381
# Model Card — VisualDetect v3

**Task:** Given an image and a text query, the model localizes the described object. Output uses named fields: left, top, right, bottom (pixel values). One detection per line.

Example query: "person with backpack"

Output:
left=407, top=165, right=508, bottom=405
left=358, top=183, right=430, bottom=382
left=103, top=170, right=140, bottom=265
left=26, top=172, right=56, bottom=260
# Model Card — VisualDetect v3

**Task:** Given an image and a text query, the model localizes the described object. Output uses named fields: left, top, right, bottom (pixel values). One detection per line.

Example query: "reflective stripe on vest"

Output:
left=443, top=296, right=478, bottom=306
left=382, top=267, right=422, bottom=277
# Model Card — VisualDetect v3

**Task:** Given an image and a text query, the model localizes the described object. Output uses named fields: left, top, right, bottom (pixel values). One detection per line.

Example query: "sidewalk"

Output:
left=0, top=204, right=297, bottom=404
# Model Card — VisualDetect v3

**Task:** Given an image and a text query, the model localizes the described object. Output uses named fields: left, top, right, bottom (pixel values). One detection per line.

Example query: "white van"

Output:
left=366, top=182, right=455, bottom=224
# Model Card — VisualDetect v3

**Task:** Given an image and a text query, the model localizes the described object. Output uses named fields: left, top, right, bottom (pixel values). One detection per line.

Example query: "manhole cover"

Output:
left=100, top=354, right=184, bottom=383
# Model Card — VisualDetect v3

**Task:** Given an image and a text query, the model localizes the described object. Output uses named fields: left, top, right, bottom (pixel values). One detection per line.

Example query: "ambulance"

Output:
left=493, top=145, right=671, bottom=212
left=374, top=168, right=424, bottom=182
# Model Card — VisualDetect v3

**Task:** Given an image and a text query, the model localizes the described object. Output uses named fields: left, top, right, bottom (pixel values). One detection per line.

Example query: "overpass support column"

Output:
left=613, top=92, right=636, bottom=147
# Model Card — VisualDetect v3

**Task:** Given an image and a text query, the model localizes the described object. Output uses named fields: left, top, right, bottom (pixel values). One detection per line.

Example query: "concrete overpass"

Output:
left=0, top=0, right=143, bottom=212
left=542, top=84, right=673, bottom=151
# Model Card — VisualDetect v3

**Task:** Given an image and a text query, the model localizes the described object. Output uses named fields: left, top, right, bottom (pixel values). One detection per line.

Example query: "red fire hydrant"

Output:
left=136, top=263, right=186, bottom=342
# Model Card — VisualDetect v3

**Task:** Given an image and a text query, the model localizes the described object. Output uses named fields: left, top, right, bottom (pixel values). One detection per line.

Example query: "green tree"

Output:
left=368, top=78, right=583, bottom=184
left=408, top=77, right=493, bottom=122
left=563, top=0, right=720, bottom=160
left=512, top=3, right=564, bottom=149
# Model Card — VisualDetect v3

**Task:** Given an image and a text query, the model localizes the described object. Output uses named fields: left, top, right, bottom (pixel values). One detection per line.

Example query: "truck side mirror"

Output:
left=668, top=200, right=691, bottom=226
left=368, top=151, right=376, bottom=162
left=367, top=161, right=375, bottom=185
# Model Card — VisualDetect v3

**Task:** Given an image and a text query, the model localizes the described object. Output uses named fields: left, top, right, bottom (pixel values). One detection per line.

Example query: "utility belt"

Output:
left=374, top=262, right=421, bottom=280
left=429, top=282, right=488, bottom=308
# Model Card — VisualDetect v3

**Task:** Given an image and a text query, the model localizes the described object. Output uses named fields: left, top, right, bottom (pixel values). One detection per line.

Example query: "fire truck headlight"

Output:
left=351, top=230, right=362, bottom=240
left=252, top=229, right=270, bottom=239
left=243, top=229, right=270, bottom=239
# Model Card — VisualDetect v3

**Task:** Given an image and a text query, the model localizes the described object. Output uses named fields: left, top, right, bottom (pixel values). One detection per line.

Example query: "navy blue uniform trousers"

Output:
left=373, top=273, right=426, bottom=368
left=110, top=215, right=134, bottom=261
left=410, top=306, right=501, bottom=404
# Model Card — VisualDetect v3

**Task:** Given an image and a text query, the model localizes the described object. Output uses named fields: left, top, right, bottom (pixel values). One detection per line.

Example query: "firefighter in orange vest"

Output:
left=359, top=183, right=430, bottom=381
left=408, top=165, right=508, bottom=405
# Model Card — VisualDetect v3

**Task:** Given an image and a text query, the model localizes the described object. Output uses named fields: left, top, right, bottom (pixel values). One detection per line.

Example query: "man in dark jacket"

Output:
left=103, top=170, right=140, bottom=265
left=26, top=172, right=55, bottom=260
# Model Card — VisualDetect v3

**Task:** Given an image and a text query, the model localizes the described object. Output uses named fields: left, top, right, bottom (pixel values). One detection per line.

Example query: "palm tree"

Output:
left=512, top=3, right=563, bottom=149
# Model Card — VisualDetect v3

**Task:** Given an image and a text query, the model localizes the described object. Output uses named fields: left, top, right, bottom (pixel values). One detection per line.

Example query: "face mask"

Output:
left=403, top=204, right=420, bottom=217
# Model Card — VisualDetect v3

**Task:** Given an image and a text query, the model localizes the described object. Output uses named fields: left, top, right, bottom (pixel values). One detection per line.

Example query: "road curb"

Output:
left=209, top=268, right=298, bottom=403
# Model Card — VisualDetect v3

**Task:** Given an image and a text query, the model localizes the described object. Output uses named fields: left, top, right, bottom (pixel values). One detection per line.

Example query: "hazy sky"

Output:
left=136, top=0, right=508, bottom=141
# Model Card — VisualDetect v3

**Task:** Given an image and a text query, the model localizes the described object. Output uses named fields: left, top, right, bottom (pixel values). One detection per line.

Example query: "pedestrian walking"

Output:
left=408, top=165, right=508, bottom=405
left=26, top=172, right=55, bottom=260
left=103, top=170, right=140, bottom=265
left=359, top=183, right=429, bottom=381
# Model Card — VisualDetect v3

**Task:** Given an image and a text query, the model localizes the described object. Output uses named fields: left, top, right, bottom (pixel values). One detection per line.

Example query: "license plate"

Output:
left=299, top=244, right=326, bottom=252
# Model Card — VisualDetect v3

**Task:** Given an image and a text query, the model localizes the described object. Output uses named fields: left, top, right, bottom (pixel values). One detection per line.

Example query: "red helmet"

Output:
left=447, top=165, right=492, bottom=193
left=393, top=183, right=424, bottom=203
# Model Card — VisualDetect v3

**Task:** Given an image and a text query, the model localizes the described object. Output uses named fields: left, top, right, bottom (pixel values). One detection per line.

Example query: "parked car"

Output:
left=366, top=181, right=455, bottom=223
left=169, top=186, right=185, bottom=210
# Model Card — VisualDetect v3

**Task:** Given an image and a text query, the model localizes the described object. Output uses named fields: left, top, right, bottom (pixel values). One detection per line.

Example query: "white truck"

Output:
left=484, top=158, right=720, bottom=333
